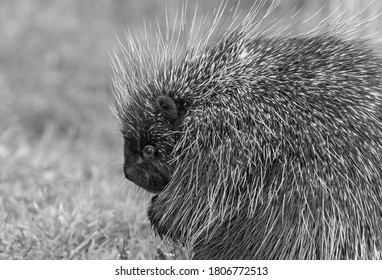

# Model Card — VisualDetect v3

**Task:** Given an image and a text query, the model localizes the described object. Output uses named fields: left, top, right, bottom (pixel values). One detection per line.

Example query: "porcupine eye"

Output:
left=142, top=145, right=155, bottom=159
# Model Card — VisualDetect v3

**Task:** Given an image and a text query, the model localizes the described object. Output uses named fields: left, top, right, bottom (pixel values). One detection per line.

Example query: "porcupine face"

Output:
left=122, top=95, right=179, bottom=194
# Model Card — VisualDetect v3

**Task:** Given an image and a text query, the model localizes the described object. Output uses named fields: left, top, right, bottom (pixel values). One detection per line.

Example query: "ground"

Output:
left=0, top=0, right=179, bottom=260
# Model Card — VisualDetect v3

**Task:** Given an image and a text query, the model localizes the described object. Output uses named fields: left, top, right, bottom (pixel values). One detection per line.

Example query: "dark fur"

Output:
left=112, top=7, right=382, bottom=259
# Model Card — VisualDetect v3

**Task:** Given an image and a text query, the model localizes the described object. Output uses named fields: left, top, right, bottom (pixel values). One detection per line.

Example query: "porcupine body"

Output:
left=111, top=1, right=382, bottom=259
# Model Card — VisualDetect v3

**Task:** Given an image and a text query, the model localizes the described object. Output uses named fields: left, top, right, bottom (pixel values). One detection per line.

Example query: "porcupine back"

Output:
left=111, top=1, right=382, bottom=259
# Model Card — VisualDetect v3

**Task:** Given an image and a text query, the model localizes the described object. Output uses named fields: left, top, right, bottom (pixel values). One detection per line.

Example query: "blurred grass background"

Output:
left=0, top=0, right=381, bottom=259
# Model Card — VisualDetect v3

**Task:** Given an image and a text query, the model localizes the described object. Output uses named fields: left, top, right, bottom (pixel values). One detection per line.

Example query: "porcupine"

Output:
left=111, top=1, right=382, bottom=259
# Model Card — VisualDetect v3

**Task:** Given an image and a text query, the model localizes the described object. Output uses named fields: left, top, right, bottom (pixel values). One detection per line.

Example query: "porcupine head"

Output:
left=112, top=1, right=382, bottom=259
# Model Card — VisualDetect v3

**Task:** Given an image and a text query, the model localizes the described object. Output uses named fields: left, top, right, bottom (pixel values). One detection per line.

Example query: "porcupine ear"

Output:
left=156, top=95, right=179, bottom=121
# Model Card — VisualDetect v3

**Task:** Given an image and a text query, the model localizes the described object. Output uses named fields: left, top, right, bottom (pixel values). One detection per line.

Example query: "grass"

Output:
left=0, top=0, right=179, bottom=260
left=0, top=116, right=174, bottom=259
left=0, top=103, right=186, bottom=259
left=0, top=0, right=381, bottom=260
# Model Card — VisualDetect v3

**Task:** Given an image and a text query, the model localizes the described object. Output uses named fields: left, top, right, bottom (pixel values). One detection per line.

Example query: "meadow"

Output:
left=0, top=0, right=381, bottom=259
left=0, top=0, right=175, bottom=259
